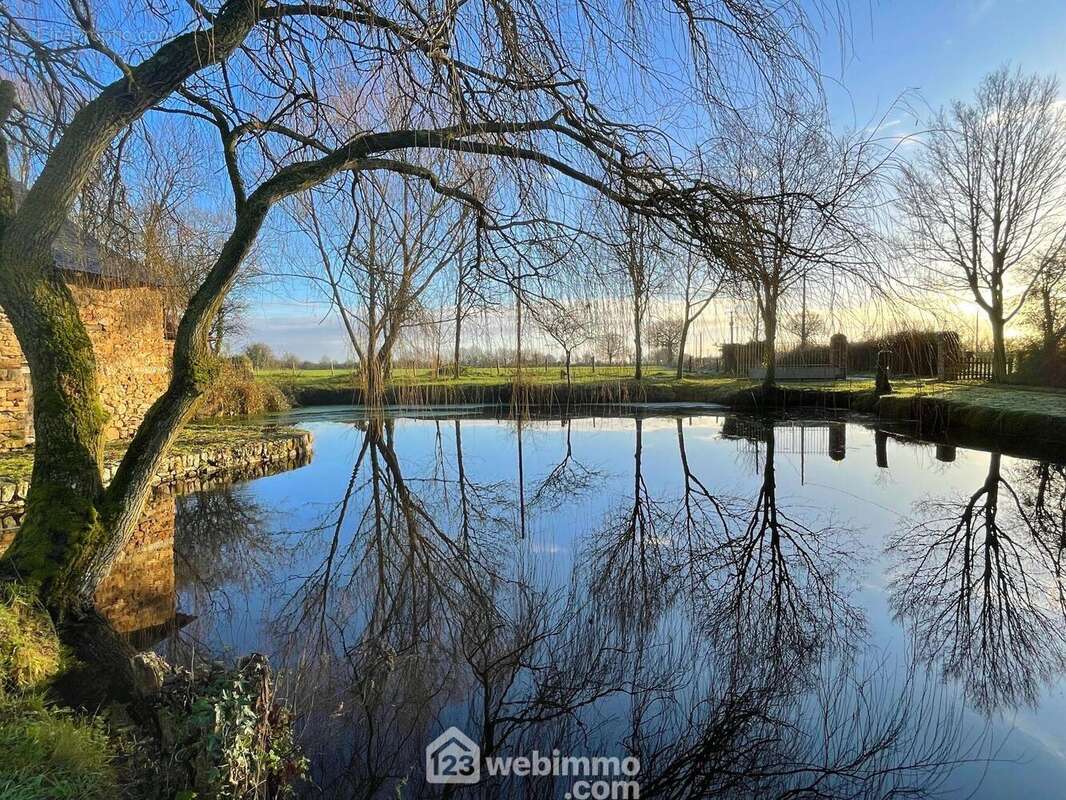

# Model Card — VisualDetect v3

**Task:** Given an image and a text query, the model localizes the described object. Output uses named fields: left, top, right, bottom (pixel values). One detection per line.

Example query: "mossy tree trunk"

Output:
left=0, top=0, right=661, bottom=700
left=0, top=1, right=266, bottom=694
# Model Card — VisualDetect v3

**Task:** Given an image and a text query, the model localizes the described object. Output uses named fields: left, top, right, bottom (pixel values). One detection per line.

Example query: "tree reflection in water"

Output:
left=890, top=452, right=1066, bottom=713
left=698, top=420, right=862, bottom=678
left=171, top=413, right=994, bottom=798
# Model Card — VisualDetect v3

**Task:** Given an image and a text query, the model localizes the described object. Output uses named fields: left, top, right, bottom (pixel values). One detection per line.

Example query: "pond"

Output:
left=132, top=407, right=1066, bottom=798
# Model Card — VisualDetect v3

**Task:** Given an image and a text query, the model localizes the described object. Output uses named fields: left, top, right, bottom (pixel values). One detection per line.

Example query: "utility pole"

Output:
left=515, top=275, right=522, bottom=379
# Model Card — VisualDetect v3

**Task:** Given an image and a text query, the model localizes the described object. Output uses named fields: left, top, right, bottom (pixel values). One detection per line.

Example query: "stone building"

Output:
left=0, top=219, right=173, bottom=451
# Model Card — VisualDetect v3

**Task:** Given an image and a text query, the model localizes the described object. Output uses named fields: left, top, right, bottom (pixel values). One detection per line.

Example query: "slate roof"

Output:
left=14, top=183, right=162, bottom=286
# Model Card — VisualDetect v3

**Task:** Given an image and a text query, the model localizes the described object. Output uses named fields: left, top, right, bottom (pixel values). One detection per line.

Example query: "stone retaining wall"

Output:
left=0, top=428, right=312, bottom=529
left=92, top=493, right=177, bottom=635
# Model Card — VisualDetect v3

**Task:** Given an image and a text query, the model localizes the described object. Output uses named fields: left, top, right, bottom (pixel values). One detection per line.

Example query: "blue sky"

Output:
left=822, top=0, right=1066, bottom=126
left=239, top=0, right=1066, bottom=359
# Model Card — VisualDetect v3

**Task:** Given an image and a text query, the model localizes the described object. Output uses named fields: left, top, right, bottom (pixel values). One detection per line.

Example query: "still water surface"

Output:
left=149, top=407, right=1066, bottom=798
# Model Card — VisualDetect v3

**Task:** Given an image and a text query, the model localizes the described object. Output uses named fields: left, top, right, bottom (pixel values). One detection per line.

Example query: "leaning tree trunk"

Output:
left=0, top=3, right=264, bottom=698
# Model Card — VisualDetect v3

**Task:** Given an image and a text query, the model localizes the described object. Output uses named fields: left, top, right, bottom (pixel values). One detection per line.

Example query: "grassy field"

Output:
left=258, top=365, right=952, bottom=397
left=259, top=364, right=680, bottom=391
left=262, top=365, right=1066, bottom=403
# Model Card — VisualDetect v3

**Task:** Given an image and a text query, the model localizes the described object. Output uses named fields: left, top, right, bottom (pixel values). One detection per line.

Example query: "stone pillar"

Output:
left=935, top=444, right=956, bottom=463
left=829, top=422, right=846, bottom=461
left=829, top=334, right=848, bottom=379
left=875, top=430, right=889, bottom=468
left=875, top=349, right=892, bottom=396
left=937, top=332, right=961, bottom=380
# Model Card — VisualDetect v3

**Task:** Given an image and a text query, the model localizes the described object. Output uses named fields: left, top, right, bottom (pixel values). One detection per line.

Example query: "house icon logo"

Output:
left=426, top=726, right=480, bottom=784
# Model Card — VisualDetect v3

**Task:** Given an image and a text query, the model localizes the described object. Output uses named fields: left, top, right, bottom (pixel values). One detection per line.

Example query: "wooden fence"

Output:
left=956, top=355, right=1013, bottom=380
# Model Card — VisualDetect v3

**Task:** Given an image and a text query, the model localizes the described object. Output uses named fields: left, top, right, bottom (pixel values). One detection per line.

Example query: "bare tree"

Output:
left=675, top=254, right=723, bottom=377
left=597, top=330, right=625, bottom=366
left=531, top=300, right=594, bottom=386
left=0, top=0, right=831, bottom=692
left=1020, top=249, right=1066, bottom=358
left=294, top=170, right=471, bottom=402
left=898, top=67, right=1066, bottom=381
left=782, top=309, right=827, bottom=349
left=717, top=96, right=887, bottom=387
left=648, top=316, right=686, bottom=369
left=601, top=207, right=663, bottom=380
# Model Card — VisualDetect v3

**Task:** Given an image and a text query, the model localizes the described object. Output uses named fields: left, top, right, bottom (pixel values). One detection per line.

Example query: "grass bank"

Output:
left=262, top=365, right=885, bottom=408
left=878, top=381, right=1066, bottom=447
left=263, top=366, right=1066, bottom=447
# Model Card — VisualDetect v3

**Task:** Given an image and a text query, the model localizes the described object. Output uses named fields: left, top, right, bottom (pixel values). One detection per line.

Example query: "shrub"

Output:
left=1011, top=342, right=1066, bottom=387
left=847, top=330, right=953, bottom=377
left=197, top=357, right=290, bottom=419
left=147, top=654, right=307, bottom=799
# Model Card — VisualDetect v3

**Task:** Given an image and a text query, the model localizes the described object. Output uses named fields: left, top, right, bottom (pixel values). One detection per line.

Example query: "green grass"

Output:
left=0, top=589, right=116, bottom=800
left=0, top=587, right=64, bottom=697
left=0, top=696, right=116, bottom=800
left=259, top=365, right=941, bottom=399
left=259, top=364, right=681, bottom=391
left=905, top=381, right=1066, bottom=416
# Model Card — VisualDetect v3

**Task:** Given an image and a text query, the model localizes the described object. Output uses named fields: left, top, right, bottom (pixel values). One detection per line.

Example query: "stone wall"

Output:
left=0, top=277, right=173, bottom=450
left=0, top=314, right=30, bottom=450
left=0, top=427, right=312, bottom=527
left=0, top=494, right=177, bottom=636
left=69, top=279, right=174, bottom=441
left=94, top=493, right=177, bottom=635
left=0, top=429, right=313, bottom=638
